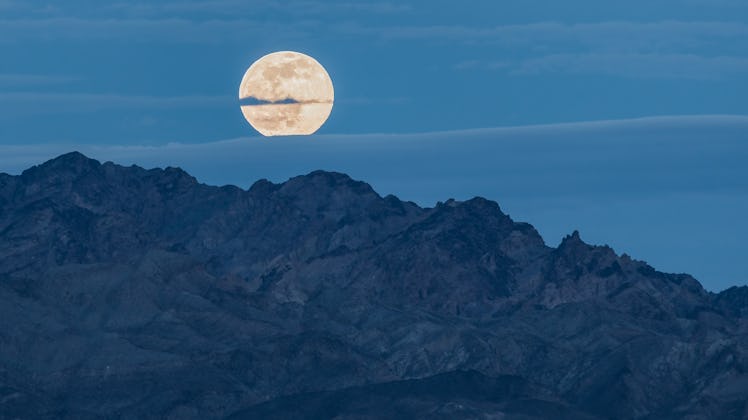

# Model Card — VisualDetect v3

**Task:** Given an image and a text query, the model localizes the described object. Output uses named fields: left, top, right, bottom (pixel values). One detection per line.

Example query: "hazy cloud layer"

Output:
left=1, top=115, right=746, bottom=290
left=3, top=17, right=746, bottom=50
left=4, top=115, right=745, bottom=195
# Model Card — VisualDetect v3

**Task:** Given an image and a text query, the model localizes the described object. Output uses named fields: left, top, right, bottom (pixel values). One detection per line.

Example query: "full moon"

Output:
left=239, top=51, right=334, bottom=136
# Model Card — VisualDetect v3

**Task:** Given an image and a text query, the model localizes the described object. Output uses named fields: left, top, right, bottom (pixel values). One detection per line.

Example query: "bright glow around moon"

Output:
left=239, top=51, right=334, bottom=136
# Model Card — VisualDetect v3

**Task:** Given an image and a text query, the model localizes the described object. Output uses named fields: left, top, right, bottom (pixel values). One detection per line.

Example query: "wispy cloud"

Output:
left=0, top=17, right=315, bottom=44
left=344, top=20, right=748, bottom=79
left=420, top=21, right=748, bottom=79
left=337, top=96, right=411, bottom=105
left=0, top=92, right=228, bottom=117
left=0, top=73, right=78, bottom=88
left=457, top=53, right=748, bottom=79
left=341, top=21, right=748, bottom=51
left=1, top=0, right=411, bottom=19
left=129, top=0, right=413, bottom=15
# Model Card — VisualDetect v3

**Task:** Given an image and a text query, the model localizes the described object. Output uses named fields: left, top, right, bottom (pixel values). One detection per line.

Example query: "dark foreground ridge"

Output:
left=0, top=152, right=746, bottom=419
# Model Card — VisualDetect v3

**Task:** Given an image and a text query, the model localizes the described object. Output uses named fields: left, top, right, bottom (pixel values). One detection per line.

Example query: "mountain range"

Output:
left=0, top=152, right=746, bottom=419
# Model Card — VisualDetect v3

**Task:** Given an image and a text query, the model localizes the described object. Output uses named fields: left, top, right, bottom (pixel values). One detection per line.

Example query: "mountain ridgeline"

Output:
left=0, top=152, right=746, bottom=419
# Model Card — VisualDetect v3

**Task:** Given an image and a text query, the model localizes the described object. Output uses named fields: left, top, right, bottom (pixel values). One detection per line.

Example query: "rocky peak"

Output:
left=553, top=230, right=616, bottom=263
left=278, top=170, right=378, bottom=198
left=248, top=178, right=280, bottom=196
left=429, top=197, right=512, bottom=228
left=22, top=151, right=100, bottom=179
left=551, top=230, right=590, bottom=257
left=442, top=196, right=505, bottom=216
left=558, top=230, right=586, bottom=248
left=147, top=166, right=199, bottom=192
left=12, top=152, right=106, bottom=202
left=259, top=170, right=407, bottom=227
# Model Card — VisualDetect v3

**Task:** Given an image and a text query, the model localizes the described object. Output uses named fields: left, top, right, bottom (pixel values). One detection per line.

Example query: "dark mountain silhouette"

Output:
left=0, top=152, right=746, bottom=419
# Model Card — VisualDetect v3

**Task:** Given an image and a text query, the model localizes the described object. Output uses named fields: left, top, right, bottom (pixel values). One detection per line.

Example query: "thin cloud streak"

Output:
left=458, top=53, right=748, bottom=79
left=0, top=73, right=77, bottom=87
left=0, top=92, right=228, bottom=116
left=341, top=20, right=748, bottom=51
left=0, top=17, right=315, bottom=44
left=13, top=0, right=411, bottom=18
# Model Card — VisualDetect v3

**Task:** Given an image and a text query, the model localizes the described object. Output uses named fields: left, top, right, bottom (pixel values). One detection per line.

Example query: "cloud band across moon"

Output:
left=239, top=97, right=334, bottom=106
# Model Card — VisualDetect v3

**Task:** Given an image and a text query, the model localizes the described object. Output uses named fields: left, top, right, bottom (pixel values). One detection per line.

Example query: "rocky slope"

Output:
left=0, top=152, right=746, bottom=419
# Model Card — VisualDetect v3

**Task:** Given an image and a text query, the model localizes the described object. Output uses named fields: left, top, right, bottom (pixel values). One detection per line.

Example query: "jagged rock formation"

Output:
left=0, top=152, right=746, bottom=419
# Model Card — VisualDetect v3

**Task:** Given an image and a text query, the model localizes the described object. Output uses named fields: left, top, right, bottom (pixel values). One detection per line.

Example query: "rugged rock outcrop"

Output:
left=0, top=152, right=746, bottom=419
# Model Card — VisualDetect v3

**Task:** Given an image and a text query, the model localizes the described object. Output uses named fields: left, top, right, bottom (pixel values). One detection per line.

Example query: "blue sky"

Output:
left=0, top=1, right=747, bottom=290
